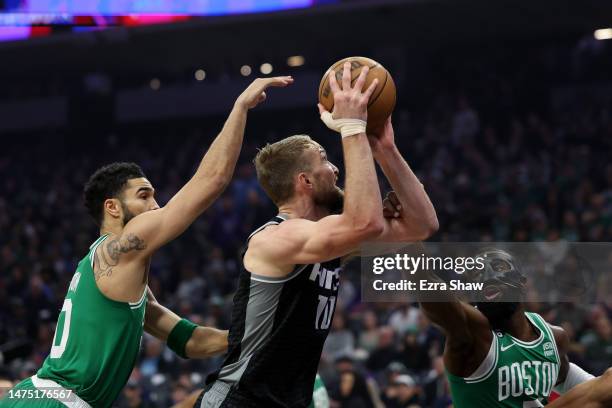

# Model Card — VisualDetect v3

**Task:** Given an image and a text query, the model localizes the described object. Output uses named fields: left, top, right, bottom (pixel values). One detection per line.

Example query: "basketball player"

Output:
left=0, top=76, right=294, bottom=408
left=419, top=249, right=594, bottom=407
left=190, top=62, right=438, bottom=407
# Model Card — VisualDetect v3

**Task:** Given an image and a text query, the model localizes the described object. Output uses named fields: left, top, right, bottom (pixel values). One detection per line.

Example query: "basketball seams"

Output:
left=319, top=61, right=383, bottom=111
left=367, top=70, right=388, bottom=108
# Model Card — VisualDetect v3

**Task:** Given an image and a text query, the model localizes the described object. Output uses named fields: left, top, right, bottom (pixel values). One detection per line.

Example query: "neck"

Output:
left=278, top=196, right=330, bottom=221
left=506, top=306, right=538, bottom=341
left=100, top=221, right=123, bottom=237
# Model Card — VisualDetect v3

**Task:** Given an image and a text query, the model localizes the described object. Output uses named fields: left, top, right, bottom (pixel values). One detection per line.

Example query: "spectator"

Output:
left=323, top=313, right=355, bottom=363
left=366, top=327, right=400, bottom=373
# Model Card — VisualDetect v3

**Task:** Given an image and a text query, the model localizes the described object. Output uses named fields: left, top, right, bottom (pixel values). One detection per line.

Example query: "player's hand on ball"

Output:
left=383, top=191, right=402, bottom=219
left=321, top=61, right=378, bottom=121
left=236, top=76, right=294, bottom=110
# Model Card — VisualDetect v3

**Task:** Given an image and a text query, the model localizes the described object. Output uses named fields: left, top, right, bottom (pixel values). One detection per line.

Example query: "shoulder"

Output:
left=547, top=322, right=570, bottom=353
left=248, top=218, right=316, bottom=246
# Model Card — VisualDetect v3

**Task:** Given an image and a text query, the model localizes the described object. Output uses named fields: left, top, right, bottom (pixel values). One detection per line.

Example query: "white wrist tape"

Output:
left=320, top=111, right=367, bottom=138
left=553, top=362, right=594, bottom=394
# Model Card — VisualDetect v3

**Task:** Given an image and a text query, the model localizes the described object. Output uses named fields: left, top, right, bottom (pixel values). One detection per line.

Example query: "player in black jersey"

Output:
left=189, top=62, right=439, bottom=408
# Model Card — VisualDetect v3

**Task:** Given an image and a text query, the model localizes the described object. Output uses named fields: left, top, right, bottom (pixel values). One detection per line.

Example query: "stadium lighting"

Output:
left=240, top=65, right=252, bottom=76
left=260, top=63, right=273, bottom=75
left=594, top=28, right=612, bottom=40
left=287, top=55, right=305, bottom=67
left=150, top=78, right=161, bottom=90
left=195, top=69, right=206, bottom=81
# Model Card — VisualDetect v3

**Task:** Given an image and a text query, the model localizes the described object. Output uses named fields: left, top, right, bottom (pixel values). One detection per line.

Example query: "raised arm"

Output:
left=369, top=117, right=439, bottom=242
left=246, top=63, right=383, bottom=269
left=144, top=287, right=228, bottom=358
left=123, top=77, right=293, bottom=257
left=420, top=298, right=492, bottom=376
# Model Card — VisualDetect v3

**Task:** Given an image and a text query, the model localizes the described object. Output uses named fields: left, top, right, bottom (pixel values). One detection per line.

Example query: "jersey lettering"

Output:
left=498, top=361, right=558, bottom=402
left=315, top=295, right=336, bottom=330
left=68, top=272, right=81, bottom=293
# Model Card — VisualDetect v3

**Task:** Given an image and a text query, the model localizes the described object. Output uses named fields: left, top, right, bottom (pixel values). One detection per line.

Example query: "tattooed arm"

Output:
left=93, top=78, right=293, bottom=301
left=92, top=233, right=146, bottom=283
left=121, top=77, right=293, bottom=258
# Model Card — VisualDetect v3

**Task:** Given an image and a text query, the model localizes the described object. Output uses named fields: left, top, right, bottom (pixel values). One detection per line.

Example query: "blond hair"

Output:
left=254, top=135, right=318, bottom=206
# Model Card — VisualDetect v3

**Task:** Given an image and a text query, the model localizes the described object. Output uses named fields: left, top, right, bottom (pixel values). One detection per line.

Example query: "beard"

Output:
left=313, top=185, right=344, bottom=214
left=121, top=201, right=137, bottom=225
left=476, top=301, right=520, bottom=331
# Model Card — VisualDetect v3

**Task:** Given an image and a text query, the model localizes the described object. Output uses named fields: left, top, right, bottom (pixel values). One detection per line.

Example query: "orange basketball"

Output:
left=318, top=56, right=396, bottom=134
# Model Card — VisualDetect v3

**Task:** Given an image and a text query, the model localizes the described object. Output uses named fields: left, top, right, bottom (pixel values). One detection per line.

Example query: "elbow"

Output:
left=205, top=173, right=231, bottom=196
left=410, top=214, right=439, bottom=241
left=422, top=215, right=439, bottom=239
left=213, top=174, right=232, bottom=191
left=355, top=217, right=385, bottom=240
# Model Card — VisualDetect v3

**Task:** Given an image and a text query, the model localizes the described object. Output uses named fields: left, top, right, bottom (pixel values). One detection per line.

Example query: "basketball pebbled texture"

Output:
left=318, top=56, right=396, bottom=134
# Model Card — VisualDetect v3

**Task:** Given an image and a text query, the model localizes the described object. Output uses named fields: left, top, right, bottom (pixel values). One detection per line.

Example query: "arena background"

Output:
left=1, top=0, right=612, bottom=406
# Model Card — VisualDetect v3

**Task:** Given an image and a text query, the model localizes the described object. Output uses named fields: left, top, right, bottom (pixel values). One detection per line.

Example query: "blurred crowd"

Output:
left=1, top=36, right=612, bottom=407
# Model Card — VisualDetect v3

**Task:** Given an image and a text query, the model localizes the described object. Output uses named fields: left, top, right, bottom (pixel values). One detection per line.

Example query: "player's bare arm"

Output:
left=94, top=76, right=294, bottom=300
left=551, top=324, right=571, bottom=387
left=368, top=117, right=439, bottom=242
left=244, top=63, right=383, bottom=277
left=144, top=287, right=228, bottom=358
left=420, top=298, right=492, bottom=377
left=545, top=323, right=598, bottom=404
left=546, top=368, right=612, bottom=408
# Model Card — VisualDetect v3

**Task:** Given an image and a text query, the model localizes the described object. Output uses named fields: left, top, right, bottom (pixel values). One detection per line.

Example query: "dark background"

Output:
left=1, top=1, right=612, bottom=406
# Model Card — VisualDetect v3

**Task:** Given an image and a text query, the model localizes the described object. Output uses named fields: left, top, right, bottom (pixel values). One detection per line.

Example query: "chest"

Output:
left=493, top=338, right=559, bottom=403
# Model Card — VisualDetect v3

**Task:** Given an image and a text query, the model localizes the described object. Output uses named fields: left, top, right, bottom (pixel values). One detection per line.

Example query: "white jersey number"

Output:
left=315, top=295, right=336, bottom=330
left=50, top=299, right=73, bottom=359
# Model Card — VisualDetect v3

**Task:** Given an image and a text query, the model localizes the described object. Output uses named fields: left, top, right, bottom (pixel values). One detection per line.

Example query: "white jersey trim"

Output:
left=31, top=375, right=91, bottom=408
left=508, top=313, right=545, bottom=348
left=89, top=235, right=109, bottom=269
left=250, top=264, right=309, bottom=284
left=465, top=331, right=498, bottom=383
left=129, top=288, right=147, bottom=309
left=535, top=313, right=561, bottom=365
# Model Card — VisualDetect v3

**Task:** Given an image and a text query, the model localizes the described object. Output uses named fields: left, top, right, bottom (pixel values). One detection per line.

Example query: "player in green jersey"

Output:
left=0, top=76, right=294, bottom=408
left=420, top=249, right=594, bottom=407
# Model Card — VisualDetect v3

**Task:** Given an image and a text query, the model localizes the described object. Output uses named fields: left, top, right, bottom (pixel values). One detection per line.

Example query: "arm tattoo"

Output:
left=94, top=234, right=147, bottom=281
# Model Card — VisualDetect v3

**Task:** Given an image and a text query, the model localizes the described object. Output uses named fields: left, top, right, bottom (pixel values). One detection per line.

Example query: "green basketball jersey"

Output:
left=447, top=312, right=560, bottom=408
left=309, top=374, right=330, bottom=408
left=37, top=234, right=147, bottom=407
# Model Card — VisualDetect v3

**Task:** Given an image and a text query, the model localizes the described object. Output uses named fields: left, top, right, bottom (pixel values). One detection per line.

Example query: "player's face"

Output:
left=310, top=146, right=344, bottom=213
left=476, top=279, right=523, bottom=330
left=119, top=178, right=160, bottom=224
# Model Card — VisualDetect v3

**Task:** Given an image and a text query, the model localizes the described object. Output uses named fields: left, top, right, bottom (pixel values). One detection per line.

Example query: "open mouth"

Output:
left=483, top=285, right=503, bottom=301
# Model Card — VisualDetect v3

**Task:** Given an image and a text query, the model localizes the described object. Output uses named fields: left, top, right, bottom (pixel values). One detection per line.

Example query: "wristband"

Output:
left=320, top=111, right=367, bottom=138
left=167, top=318, right=198, bottom=358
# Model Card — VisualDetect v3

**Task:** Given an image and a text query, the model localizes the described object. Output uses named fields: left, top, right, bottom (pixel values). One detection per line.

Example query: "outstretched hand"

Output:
left=236, top=76, right=294, bottom=110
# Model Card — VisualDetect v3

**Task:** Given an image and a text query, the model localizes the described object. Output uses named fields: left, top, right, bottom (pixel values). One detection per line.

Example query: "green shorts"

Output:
left=0, top=378, right=66, bottom=408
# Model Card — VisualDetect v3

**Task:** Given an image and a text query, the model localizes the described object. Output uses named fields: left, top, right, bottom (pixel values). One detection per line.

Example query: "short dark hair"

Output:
left=83, top=162, right=146, bottom=226
left=254, top=135, right=317, bottom=206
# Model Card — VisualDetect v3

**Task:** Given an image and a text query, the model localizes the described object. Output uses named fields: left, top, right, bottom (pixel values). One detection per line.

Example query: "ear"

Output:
left=296, top=172, right=313, bottom=192
left=103, top=198, right=122, bottom=220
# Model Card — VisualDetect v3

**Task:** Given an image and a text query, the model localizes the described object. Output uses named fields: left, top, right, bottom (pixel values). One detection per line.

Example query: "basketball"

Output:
left=318, top=56, right=396, bottom=134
